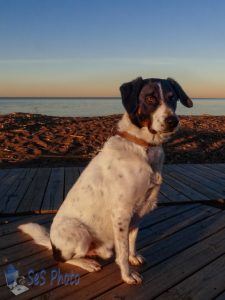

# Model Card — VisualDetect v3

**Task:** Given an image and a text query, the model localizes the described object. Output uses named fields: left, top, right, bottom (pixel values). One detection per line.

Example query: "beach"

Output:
left=0, top=112, right=225, bottom=168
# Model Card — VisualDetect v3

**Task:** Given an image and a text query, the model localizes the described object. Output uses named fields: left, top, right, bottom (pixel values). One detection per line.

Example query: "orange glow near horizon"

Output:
left=1, top=81, right=225, bottom=98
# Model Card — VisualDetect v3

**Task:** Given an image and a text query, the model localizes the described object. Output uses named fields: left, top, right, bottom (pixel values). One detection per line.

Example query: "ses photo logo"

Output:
left=4, top=264, right=80, bottom=296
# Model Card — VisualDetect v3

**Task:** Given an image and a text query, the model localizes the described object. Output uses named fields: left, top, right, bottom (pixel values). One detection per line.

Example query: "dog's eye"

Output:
left=145, top=95, right=156, bottom=104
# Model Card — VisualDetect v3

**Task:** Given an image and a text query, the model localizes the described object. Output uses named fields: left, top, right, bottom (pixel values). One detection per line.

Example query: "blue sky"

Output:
left=0, top=0, right=225, bottom=97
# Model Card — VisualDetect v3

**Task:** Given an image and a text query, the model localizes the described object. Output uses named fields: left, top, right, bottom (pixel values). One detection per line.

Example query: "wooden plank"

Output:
left=0, top=168, right=11, bottom=180
left=166, top=165, right=224, bottom=200
left=92, top=209, right=225, bottom=300
left=207, top=163, right=225, bottom=173
left=137, top=205, right=217, bottom=250
left=35, top=207, right=222, bottom=300
left=192, top=164, right=225, bottom=185
left=0, top=248, right=89, bottom=300
left=41, top=168, right=64, bottom=211
left=0, top=250, right=55, bottom=287
left=0, top=220, right=51, bottom=250
left=0, top=254, right=59, bottom=300
left=176, top=164, right=225, bottom=198
left=215, top=290, right=225, bottom=300
left=0, top=168, right=21, bottom=186
left=0, top=168, right=36, bottom=214
left=29, top=169, right=52, bottom=212
left=200, top=164, right=225, bottom=181
left=158, top=191, right=171, bottom=203
left=139, top=212, right=225, bottom=276
left=0, top=215, right=25, bottom=225
left=0, top=169, right=23, bottom=211
left=64, top=167, right=80, bottom=197
left=156, top=253, right=225, bottom=300
left=0, top=214, right=53, bottom=236
left=0, top=216, right=106, bottom=299
left=140, top=204, right=197, bottom=230
left=16, top=168, right=51, bottom=213
left=32, top=262, right=117, bottom=300
left=160, top=181, right=190, bottom=202
left=163, top=173, right=208, bottom=201
left=0, top=253, right=87, bottom=300
left=0, top=217, right=88, bottom=299
left=98, top=225, right=225, bottom=300
left=4, top=168, right=38, bottom=214
left=0, top=239, right=48, bottom=266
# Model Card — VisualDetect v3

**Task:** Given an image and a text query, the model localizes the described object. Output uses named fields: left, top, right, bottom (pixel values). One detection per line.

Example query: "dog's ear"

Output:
left=167, top=78, right=193, bottom=108
left=120, top=77, right=144, bottom=113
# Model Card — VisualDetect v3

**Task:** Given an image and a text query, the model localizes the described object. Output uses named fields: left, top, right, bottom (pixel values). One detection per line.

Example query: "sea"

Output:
left=0, top=98, right=225, bottom=117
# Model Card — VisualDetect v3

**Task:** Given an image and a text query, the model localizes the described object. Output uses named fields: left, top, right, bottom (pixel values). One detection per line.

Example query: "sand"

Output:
left=0, top=112, right=225, bottom=168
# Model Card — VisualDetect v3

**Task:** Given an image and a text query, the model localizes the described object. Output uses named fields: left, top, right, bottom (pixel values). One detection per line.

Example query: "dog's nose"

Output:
left=165, top=115, right=179, bottom=128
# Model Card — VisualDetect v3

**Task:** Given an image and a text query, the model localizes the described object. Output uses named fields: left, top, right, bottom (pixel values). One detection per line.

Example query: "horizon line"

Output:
left=1, top=96, right=225, bottom=100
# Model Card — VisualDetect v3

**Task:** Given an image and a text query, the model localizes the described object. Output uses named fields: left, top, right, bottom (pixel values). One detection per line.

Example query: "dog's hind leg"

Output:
left=94, top=245, right=113, bottom=259
left=65, top=257, right=101, bottom=272
left=51, top=217, right=102, bottom=272
left=51, top=217, right=95, bottom=262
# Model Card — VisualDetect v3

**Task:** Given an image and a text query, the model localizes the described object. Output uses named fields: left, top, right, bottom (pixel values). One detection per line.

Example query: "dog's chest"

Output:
left=146, top=145, right=163, bottom=171
left=134, top=146, right=163, bottom=217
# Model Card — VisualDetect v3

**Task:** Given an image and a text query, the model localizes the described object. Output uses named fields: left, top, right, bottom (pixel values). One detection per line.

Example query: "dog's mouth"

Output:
left=148, top=115, right=179, bottom=135
left=149, top=128, right=157, bottom=134
left=148, top=125, right=179, bottom=135
left=161, top=126, right=179, bottom=134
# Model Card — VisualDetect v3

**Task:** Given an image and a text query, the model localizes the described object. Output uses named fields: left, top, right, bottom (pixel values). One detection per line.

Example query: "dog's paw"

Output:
left=82, top=259, right=102, bottom=272
left=129, top=254, right=145, bottom=266
left=122, top=271, right=143, bottom=285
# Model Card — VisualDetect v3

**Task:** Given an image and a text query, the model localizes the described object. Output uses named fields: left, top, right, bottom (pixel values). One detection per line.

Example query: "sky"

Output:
left=0, top=0, right=225, bottom=97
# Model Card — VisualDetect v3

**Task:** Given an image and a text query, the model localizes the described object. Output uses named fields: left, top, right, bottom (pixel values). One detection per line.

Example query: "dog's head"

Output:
left=120, top=77, right=193, bottom=135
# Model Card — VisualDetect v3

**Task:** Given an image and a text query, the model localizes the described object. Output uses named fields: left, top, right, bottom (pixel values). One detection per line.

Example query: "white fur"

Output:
left=157, top=82, right=164, bottom=100
left=19, top=113, right=171, bottom=285
left=18, top=223, right=51, bottom=250
left=119, top=113, right=172, bottom=145
left=151, top=102, right=174, bottom=133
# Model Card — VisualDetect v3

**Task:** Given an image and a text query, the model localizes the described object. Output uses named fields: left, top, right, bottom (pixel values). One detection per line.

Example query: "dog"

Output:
left=19, top=77, right=193, bottom=285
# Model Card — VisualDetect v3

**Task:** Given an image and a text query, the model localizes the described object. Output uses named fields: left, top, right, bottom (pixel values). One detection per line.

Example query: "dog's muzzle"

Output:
left=165, top=115, right=179, bottom=131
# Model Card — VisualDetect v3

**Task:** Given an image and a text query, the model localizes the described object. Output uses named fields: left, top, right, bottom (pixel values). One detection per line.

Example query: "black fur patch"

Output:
left=51, top=241, right=66, bottom=262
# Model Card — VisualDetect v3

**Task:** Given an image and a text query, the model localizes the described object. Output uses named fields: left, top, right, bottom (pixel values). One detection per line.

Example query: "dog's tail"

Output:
left=18, top=223, right=52, bottom=250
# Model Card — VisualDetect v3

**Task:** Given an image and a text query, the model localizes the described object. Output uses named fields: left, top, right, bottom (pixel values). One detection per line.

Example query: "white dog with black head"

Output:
left=19, top=77, right=193, bottom=284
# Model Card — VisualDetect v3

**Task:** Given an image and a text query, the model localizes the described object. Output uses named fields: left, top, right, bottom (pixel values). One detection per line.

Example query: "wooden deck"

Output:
left=0, top=163, right=225, bottom=299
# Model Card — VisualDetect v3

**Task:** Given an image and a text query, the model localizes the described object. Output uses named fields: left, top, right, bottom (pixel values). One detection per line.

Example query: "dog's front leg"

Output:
left=129, top=227, right=145, bottom=266
left=112, top=215, right=143, bottom=284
